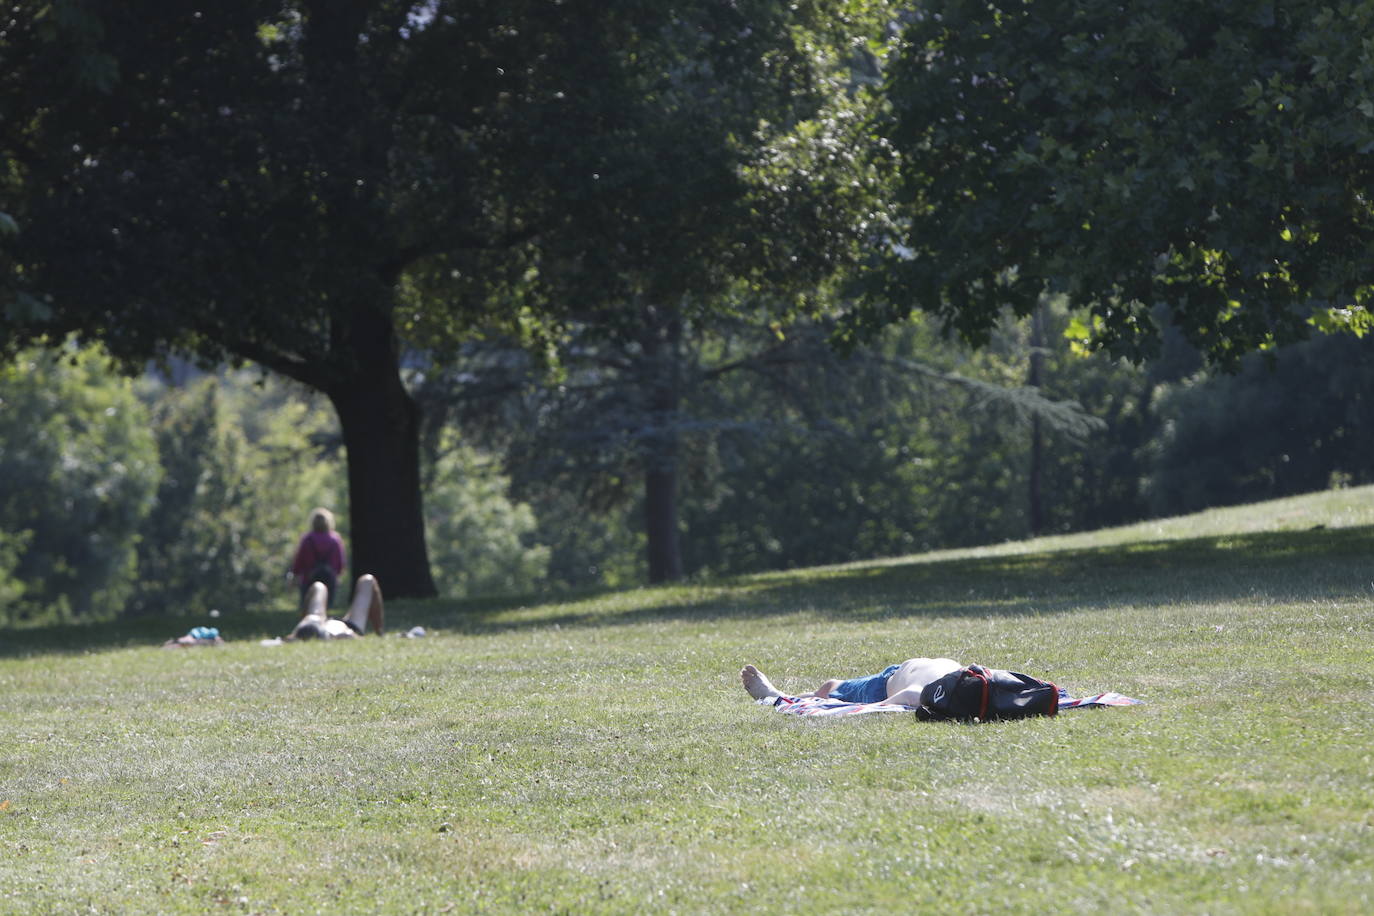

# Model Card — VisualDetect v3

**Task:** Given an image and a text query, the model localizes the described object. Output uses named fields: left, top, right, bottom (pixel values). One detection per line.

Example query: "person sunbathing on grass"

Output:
left=741, top=657, right=963, bottom=707
left=287, top=574, right=384, bottom=641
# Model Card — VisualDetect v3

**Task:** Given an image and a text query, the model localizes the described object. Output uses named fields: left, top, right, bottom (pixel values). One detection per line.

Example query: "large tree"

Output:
left=870, top=0, right=1374, bottom=365
left=1, top=0, right=879, bottom=596
left=424, top=305, right=1103, bottom=584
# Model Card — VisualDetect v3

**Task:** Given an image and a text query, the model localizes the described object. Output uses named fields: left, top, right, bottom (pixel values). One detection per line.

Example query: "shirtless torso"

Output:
left=740, top=656, right=964, bottom=707
left=881, top=657, right=963, bottom=706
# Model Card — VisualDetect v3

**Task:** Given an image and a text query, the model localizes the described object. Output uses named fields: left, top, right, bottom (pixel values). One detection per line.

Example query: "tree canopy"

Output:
left=1, top=0, right=887, bottom=594
left=873, top=0, right=1374, bottom=364
left=0, top=346, right=159, bottom=623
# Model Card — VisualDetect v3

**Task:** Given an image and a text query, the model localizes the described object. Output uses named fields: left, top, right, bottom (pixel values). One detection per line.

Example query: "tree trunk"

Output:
left=641, top=307, right=685, bottom=584
left=327, top=308, right=438, bottom=599
left=1028, top=304, right=1046, bottom=537
left=644, top=462, right=683, bottom=583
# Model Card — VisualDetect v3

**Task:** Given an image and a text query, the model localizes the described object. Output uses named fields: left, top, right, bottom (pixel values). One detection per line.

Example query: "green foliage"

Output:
left=1146, top=333, right=1374, bottom=515
left=0, top=344, right=160, bottom=623
left=681, top=311, right=1143, bottom=574
left=439, top=305, right=1130, bottom=586
left=966, top=307, right=1161, bottom=537
left=0, top=341, right=595, bottom=617
left=0, top=528, right=30, bottom=612
left=528, top=489, right=646, bottom=591
left=422, top=434, right=550, bottom=599
left=875, top=0, right=1374, bottom=365
left=128, top=371, right=345, bottom=617
left=2, top=0, right=897, bottom=597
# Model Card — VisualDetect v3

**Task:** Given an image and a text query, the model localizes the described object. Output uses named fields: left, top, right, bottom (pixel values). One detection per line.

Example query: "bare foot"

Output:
left=740, top=664, right=782, bottom=700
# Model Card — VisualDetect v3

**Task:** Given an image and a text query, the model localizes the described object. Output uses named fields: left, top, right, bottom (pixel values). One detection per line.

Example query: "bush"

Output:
left=0, top=345, right=160, bottom=623
left=423, top=434, right=550, bottom=598
left=128, top=370, right=346, bottom=617
left=1146, top=333, right=1374, bottom=516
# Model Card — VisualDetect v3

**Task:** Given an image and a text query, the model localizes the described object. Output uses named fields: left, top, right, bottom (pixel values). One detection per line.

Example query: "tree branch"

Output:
left=384, top=223, right=541, bottom=279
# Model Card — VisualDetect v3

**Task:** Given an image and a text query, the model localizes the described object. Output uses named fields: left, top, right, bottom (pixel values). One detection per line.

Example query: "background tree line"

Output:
left=6, top=311, right=1373, bottom=625
left=4, top=0, right=1373, bottom=622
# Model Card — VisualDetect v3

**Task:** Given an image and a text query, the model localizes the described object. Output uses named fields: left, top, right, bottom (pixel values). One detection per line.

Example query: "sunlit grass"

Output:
left=3, top=488, right=1374, bottom=912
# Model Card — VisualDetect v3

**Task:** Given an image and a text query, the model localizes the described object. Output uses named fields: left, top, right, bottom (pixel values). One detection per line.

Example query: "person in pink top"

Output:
left=290, top=507, right=347, bottom=609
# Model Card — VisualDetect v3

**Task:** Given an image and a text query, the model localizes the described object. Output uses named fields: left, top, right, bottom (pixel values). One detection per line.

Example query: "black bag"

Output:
left=916, top=664, right=1059, bottom=722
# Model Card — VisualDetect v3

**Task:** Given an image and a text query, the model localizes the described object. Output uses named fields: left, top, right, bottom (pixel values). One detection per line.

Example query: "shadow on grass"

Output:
left=4, top=524, right=1371, bottom=659
left=0, top=607, right=293, bottom=659
left=404, top=523, right=1374, bottom=634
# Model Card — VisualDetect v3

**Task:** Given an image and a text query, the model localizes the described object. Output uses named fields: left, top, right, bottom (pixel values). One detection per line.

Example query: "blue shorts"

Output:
left=829, top=664, right=900, bottom=704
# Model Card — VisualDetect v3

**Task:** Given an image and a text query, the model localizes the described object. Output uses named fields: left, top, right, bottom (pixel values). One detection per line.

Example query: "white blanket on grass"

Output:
left=761, top=689, right=1143, bottom=718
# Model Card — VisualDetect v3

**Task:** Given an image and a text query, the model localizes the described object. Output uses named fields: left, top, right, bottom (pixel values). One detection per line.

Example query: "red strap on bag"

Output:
left=967, top=666, right=990, bottom=721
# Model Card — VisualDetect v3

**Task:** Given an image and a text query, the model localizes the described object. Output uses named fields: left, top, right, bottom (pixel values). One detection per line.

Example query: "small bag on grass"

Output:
left=916, top=664, right=1059, bottom=722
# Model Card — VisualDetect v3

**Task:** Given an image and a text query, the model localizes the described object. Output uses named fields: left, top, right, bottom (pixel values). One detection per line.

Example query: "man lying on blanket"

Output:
left=742, top=658, right=960, bottom=707
left=741, top=658, right=1143, bottom=718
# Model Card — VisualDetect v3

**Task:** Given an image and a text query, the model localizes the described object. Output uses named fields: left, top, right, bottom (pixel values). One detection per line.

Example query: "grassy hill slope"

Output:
left=2, top=487, right=1373, bottom=913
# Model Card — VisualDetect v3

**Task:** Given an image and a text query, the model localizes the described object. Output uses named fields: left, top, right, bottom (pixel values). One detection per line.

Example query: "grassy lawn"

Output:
left=3, top=487, right=1373, bottom=914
